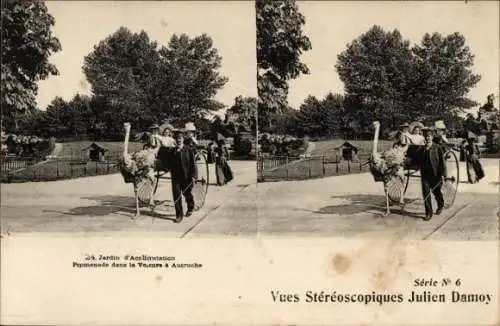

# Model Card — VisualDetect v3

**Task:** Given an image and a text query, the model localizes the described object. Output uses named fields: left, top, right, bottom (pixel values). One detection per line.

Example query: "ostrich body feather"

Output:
left=119, top=148, right=157, bottom=182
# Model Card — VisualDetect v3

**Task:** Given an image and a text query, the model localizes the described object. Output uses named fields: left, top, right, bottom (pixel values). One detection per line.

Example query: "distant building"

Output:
left=334, top=141, right=360, bottom=161
left=82, top=142, right=108, bottom=162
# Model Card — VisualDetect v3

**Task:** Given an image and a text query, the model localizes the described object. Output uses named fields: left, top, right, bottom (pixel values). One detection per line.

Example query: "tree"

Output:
left=1, top=0, right=61, bottom=131
left=268, top=107, right=297, bottom=135
left=83, top=27, right=162, bottom=127
left=411, top=32, right=481, bottom=118
left=158, top=34, right=228, bottom=121
left=296, top=93, right=344, bottom=138
left=336, top=26, right=415, bottom=130
left=226, top=96, right=257, bottom=134
left=256, top=0, right=312, bottom=129
left=83, top=28, right=228, bottom=131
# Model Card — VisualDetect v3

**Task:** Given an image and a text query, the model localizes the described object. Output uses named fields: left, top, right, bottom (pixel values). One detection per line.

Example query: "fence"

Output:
left=257, top=154, right=370, bottom=182
left=1, top=155, right=41, bottom=175
left=1, top=157, right=121, bottom=183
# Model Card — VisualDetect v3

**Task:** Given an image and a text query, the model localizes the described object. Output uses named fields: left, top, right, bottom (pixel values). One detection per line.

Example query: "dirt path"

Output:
left=256, top=158, right=499, bottom=240
left=1, top=160, right=257, bottom=236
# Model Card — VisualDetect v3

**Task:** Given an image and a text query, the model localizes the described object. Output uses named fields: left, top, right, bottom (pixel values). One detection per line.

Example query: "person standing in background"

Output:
left=215, top=134, right=233, bottom=186
left=464, top=132, right=485, bottom=183
left=184, top=122, right=199, bottom=149
left=433, top=120, right=449, bottom=146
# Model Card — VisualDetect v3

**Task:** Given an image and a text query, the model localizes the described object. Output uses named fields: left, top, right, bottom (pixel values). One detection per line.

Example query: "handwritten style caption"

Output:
left=271, top=278, right=493, bottom=305
left=72, top=254, right=202, bottom=269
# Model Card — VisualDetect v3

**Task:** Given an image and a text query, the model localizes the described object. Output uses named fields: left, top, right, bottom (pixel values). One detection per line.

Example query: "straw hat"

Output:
left=161, top=123, right=174, bottom=131
left=409, top=121, right=425, bottom=133
left=184, top=122, right=196, bottom=132
left=434, top=120, right=446, bottom=130
left=400, top=122, right=410, bottom=128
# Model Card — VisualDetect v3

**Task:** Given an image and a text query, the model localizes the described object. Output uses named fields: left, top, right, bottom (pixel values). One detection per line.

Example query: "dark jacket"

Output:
left=167, top=146, right=198, bottom=182
left=420, top=144, right=447, bottom=179
left=465, top=142, right=480, bottom=160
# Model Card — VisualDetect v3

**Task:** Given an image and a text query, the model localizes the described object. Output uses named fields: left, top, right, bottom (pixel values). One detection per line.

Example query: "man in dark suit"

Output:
left=420, top=128, right=448, bottom=221
left=167, top=130, right=198, bottom=223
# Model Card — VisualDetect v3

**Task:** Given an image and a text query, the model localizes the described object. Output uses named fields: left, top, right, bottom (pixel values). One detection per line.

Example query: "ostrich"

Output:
left=121, top=122, right=157, bottom=218
left=370, top=121, right=408, bottom=216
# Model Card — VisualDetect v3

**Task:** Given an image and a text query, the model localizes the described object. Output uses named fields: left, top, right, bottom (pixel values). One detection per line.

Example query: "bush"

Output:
left=486, top=131, right=500, bottom=153
left=233, top=136, right=252, bottom=156
left=259, top=134, right=308, bottom=157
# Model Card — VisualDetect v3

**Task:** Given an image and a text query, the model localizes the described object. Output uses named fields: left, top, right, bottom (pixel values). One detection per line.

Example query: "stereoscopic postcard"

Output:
left=1, top=1, right=498, bottom=325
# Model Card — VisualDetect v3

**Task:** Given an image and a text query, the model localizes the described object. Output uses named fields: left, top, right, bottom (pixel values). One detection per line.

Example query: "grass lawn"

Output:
left=2, top=141, right=141, bottom=183
left=259, top=157, right=370, bottom=182
left=258, top=139, right=392, bottom=182
left=58, top=141, right=143, bottom=160
left=309, top=139, right=394, bottom=159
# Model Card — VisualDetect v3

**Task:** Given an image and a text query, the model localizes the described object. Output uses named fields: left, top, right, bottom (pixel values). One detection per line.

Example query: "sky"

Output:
left=288, top=1, right=500, bottom=112
left=36, top=1, right=257, bottom=110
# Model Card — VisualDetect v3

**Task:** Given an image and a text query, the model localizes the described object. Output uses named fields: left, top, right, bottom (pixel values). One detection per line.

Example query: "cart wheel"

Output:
left=192, top=150, right=210, bottom=210
left=387, top=173, right=409, bottom=204
left=153, top=169, right=166, bottom=195
left=136, top=177, right=157, bottom=205
left=442, top=149, right=459, bottom=208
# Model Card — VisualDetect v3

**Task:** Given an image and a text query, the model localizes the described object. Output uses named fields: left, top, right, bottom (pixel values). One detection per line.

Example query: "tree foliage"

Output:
left=335, top=26, right=481, bottom=133
left=159, top=34, right=228, bottom=120
left=256, top=0, right=311, bottom=127
left=82, top=28, right=227, bottom=131
left=1, top=0, right=61, bottom=130
left=411, top=32, right=481, bottom=117
left=294, top=93, right=349, bottom=138
left=336, top=26, right=415, bottom=129
left=226, top=96, right=257, bottom=134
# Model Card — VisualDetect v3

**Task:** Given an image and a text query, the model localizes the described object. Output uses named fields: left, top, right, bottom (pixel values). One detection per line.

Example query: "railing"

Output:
left=1, top=157, right=121, bottom=183
left=257, top=154, right=370, bottom=182
left=1, top=155, right=41, bottom=175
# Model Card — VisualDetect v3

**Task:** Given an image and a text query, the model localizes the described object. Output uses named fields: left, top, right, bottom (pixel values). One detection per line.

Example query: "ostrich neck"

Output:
left=372, top=122, right=380, bottom=155
left=123, top=127, right=130, bottom=158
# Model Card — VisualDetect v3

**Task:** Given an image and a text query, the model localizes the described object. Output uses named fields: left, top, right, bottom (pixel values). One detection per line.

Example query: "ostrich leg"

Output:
left=123, top=122, right=141, bottom=218
left=384, top=184, right=390, bottom=216
left=133, top=182, right=140, bottom=219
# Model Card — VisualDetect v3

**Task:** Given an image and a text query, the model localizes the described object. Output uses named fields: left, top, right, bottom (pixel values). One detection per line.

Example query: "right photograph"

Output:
left=256, top=0, right=499, bottom=240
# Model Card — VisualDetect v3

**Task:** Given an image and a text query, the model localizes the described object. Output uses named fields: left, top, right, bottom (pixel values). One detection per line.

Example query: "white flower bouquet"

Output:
left=369, top=147, right=406, bottom=182
left=119, top=149, right=156, bottom=183
left=382, top=147, right=406, bottom=168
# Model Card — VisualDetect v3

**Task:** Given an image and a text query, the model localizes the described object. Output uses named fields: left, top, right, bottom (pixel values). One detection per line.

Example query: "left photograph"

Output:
left=1, top=1, right=258, bottom=237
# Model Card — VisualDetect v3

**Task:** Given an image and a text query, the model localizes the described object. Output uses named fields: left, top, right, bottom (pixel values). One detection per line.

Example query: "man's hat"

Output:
left=434, top=120, right=446, bottom=130
left=172, top=129, right=184, bottom=137
left=400, top=122, right=410, bottom=128
left=149, top=123, right=160, bottom=130
left=184, top=122, right=196, bottom=132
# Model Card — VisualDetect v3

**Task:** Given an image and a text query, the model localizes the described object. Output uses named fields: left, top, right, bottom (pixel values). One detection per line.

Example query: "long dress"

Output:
left=465, top=143, right=484, bottom=183
left=215, top=145, right=233, bottom=186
